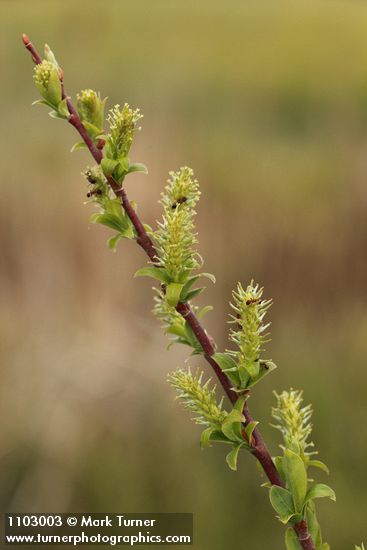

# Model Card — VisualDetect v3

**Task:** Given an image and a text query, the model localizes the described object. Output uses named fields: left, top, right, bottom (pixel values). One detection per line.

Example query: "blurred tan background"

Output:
left=1, top=1, right=367, bottom=548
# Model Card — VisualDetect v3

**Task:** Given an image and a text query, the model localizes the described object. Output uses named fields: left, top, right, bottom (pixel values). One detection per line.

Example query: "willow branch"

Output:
left=22, top=34, right=315, bottom=550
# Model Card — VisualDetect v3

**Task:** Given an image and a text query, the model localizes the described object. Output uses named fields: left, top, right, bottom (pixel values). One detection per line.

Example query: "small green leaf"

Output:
left=101, top=158, right=119, bottom=177
left=226, top=442, right=247, bottom=471
left=273, top=456, right=286, bottom=483
left=184, top=322, right=201, bottom=351
left=213, top=352, right=238, bottom=373
left=57, top=98, right=70, bottom=119
left=179, top=276, right=199, bottom=301
left=184, top=287, right=205, bottom=302
left=308, top=460, right=330, bottom=475
left=123, top=224, right=135, bottom=239
left=321, top=544, right=330, bottom=550
left=91, top=213, right=127, bottom=232
left=32, top=98, right=53, bottom=108
left=244, top=358, right=261, bottom=378
left=284, top=449, right=308, bottom=513
left=166, top=282, right=184, bottom=307
left=179, top=273, right=215, bottom=302
left=49, top=109, right=65, bottom=119
left=71, top=142, right=88, bottom=153
left=83, top=121, right=102, bottom=138
left=245, top=361, right=277, bottom=389
left=245, top=421, right=258, bottom=446
left=105, top=199, right=123, bottom=217
left=221, top=407, right=245, bottom=442
left=199, top=272, right=216, bottom=284
left=44, top=44, right=60, bottom=69
left=166, top=325, right=188, bottom=339
left=269, top=486, right=296, bottom=524
left=127, top=162, right=148, bottom=174
left=237, top=365, right=251, bottom=388
left=285, top=528, right=302, bottom=550
left=107, top=234, right=123, bottom=251
left=198, top=305, right=213, bottom=320
left=46, top=65, right=62, bottom=106
left=200, top=427, right=215, bottom=449
left=260, top=481, right=272, bottom=488
left=305, top=484, right=336, bottom=503
left=305, top=501, right=322, bottom=547
left=207, top=430, right=234, bottom=444
left=134, top=266, right=171, bottom=284
left=233, top=394, right=248, bottom=413
left=117, top=156, right=129, bottom=173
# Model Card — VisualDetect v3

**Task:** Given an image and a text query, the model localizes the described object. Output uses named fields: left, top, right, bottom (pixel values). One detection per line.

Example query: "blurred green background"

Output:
left=1, top=1, right=367, bottom=548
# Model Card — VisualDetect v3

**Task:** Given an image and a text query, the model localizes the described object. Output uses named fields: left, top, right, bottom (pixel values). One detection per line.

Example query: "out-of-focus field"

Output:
left=1, top=1, right=367, bottom=548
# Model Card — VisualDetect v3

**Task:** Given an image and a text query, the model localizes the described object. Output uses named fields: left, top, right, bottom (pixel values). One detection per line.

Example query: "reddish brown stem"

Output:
left=22, top=34, right=42, bottom=64
left=293, top=521, right=316, bottom=550
left=176, top=302, right=238, bottom=403
left=68, top=112, right=103, bottom=164
left=22, top=35, right=315, bottom=550
left=112, top=184, right=158, bottom=262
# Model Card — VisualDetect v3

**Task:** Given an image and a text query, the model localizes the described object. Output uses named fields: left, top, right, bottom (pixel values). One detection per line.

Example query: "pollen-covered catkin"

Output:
left=33, top=60, right=61, bottom=106
left=77, top=89, right=105, bottom=132
left=105, top=103, right=143, bottom=160
left=271, top=388, right=314, bottom=457
left=168, top=368, right=227, bottom=428
left=154, top=167, right=201, bottom=283
left=229, top=280, right=272, bottom=380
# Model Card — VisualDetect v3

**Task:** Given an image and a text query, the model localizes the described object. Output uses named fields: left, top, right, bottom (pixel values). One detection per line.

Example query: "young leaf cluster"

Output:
left=32, top=51, right=149, bottom=249
left=32, top=53, right=147, bottom=186
left=269, top=390, right=335, bottom=550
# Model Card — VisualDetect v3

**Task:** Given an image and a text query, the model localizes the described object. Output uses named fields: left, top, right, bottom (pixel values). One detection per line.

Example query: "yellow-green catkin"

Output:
left=154, top=167, right=201, bottom=282
left=33, top=60, right=61, bottom=106
left=153, top=287, right=185, bottom=331
left=77, top=89, right=105, bottom=132
left=105, top=103, right=143, bottom=160
left=168, top=368, right=227, bottom=428
left=229, top=280, right=272, bottom=380
left=271, top=388, right=314, bottom=458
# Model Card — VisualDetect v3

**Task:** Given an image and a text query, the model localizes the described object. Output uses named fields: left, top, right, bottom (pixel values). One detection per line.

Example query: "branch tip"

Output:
left=22, top=33, right=30, bottom=46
